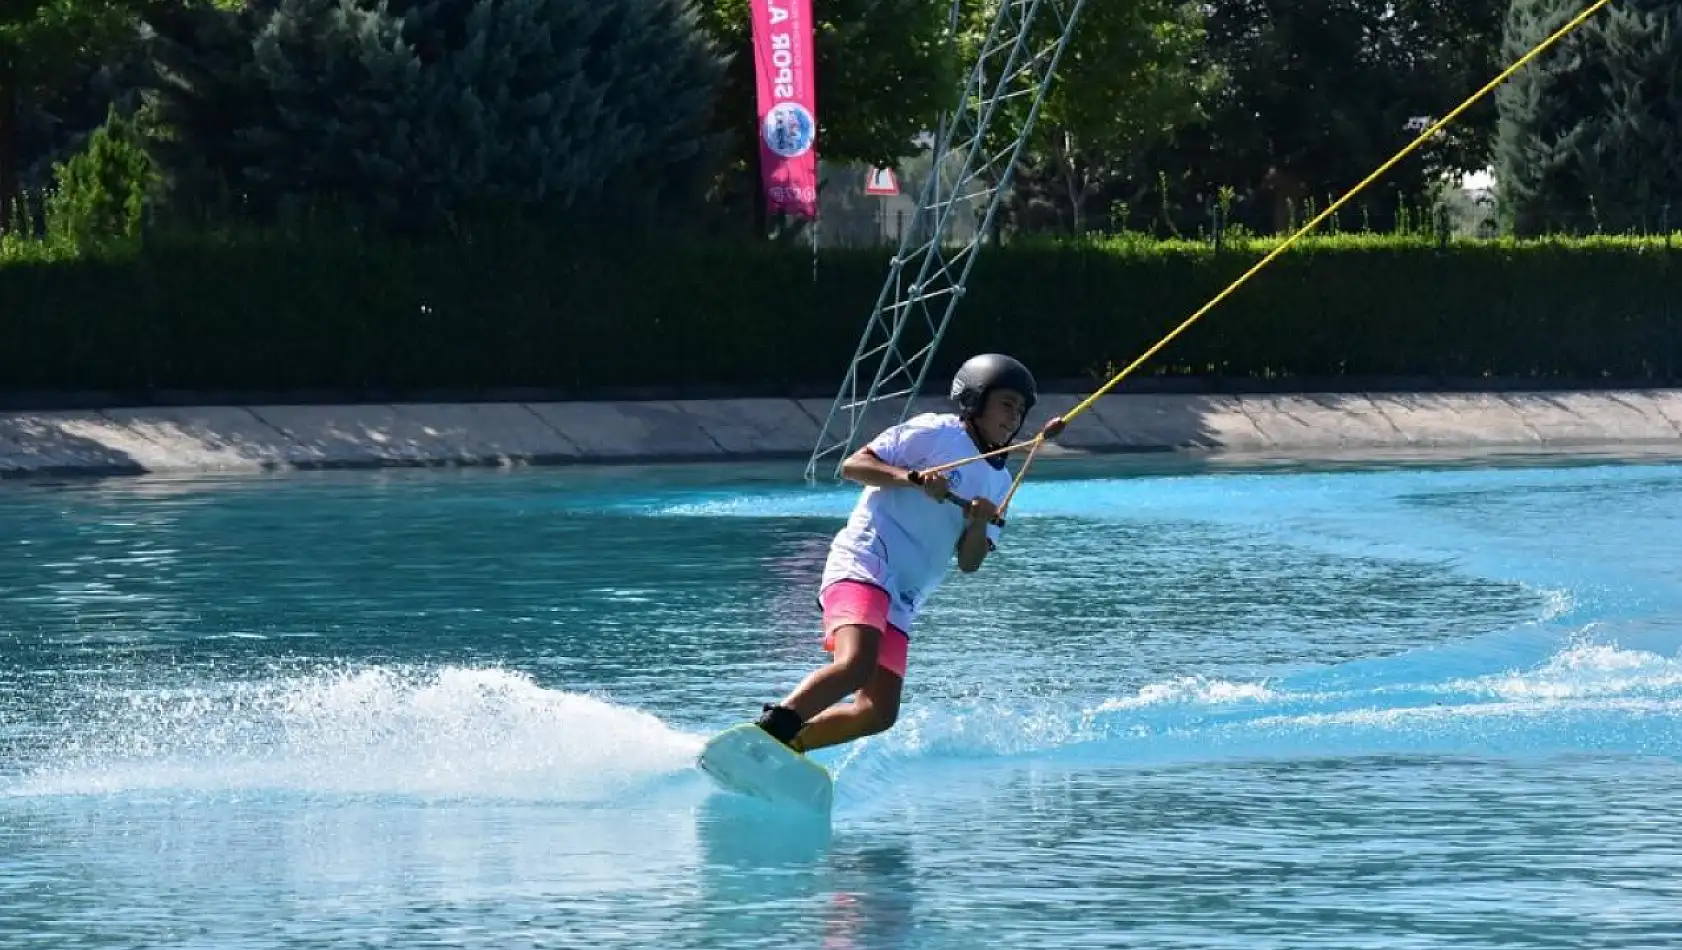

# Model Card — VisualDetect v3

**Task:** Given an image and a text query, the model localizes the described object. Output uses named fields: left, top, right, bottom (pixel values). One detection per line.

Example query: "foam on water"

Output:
left=9, top=625, right=1679, bottom=810
left=823, top=624, right=1682, bottom=804
left=6, top=665, right=704, bottom=801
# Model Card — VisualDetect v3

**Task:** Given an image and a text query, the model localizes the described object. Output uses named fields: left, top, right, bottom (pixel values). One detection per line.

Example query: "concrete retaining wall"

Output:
left=2, top=390, right=1681, bottom=478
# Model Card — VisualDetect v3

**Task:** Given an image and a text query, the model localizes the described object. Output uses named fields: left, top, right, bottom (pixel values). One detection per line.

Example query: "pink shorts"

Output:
left=819, top=580, right=910, bottom=678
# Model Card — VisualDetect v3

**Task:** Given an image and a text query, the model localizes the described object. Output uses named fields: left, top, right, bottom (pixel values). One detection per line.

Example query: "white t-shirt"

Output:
left=820, top=412, right=1013, bottom=635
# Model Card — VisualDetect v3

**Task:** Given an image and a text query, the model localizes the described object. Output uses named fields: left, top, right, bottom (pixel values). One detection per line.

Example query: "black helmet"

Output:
left=950, top=353, right=1037, bottom=419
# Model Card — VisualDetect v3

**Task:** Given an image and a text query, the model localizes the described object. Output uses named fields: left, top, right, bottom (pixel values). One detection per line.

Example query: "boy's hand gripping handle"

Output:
left=907, top=470, right=1007, bottom=527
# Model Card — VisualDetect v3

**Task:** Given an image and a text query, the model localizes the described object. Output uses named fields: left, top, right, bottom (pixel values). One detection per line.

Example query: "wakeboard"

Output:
left=696, top=722, right=834, bottom=814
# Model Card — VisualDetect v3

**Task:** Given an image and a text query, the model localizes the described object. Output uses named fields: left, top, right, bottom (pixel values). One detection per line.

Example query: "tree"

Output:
left=1495, top=0, right=1682, bottom=236
left=0, top=0, right=167, bottom=231
left=137, top=0, right=730, bottom=233
left=44, top=104, right=156, bottom=246
left=1141, top=0, right=1507, bottom=237
left=691, top=0, right=961, bottom=228
left=985, top=0, right=1214, bottom=235
left=138, top=0, right=274, bottom=217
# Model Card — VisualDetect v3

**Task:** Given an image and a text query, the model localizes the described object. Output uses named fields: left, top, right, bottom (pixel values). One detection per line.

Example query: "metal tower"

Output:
left=803, top=0, right=1089, bottom=482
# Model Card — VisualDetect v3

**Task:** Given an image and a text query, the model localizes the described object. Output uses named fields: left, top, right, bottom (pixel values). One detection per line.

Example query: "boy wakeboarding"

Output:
left=754, top=353, right=1039, bottom=754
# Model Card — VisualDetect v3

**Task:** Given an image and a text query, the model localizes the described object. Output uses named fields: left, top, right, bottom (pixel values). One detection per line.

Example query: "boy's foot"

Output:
left=755, top=703, right=805, bottom=750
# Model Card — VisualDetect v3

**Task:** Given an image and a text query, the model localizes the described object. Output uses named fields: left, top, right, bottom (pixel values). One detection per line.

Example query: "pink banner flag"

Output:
left=750, top=0, right=818, bottom=219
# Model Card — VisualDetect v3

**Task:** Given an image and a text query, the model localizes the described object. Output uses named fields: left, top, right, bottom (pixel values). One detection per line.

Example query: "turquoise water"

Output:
left=3, top=451, right=1681, bottom=949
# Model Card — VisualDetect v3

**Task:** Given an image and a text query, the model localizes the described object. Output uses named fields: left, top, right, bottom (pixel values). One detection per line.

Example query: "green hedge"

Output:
left=2, top=228, right=1680, bottom=396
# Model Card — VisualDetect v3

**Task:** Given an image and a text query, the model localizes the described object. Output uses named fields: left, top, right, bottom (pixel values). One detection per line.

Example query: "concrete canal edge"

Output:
left=2, top=389, right=1681, bottom=478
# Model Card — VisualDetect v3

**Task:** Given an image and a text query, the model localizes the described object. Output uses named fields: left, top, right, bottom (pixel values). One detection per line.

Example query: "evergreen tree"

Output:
left=45, top=104, right=156, bottom=246
left=241, top=0, right=420, bottom=221
left=1495, top=0, right=1682, bottom=236
left=137, top=0, right=728, bottom=234
left=142, top=1, right=285, bottom=218
left=586, top=0, right=730, bottom=225
left=0, top=0, right=168, bottom=232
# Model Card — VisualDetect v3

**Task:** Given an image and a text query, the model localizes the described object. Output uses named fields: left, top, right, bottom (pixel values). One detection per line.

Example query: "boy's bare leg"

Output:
left=793, top=665, right=903, bottom=752
left=775, top=623, right=881, bottom=722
